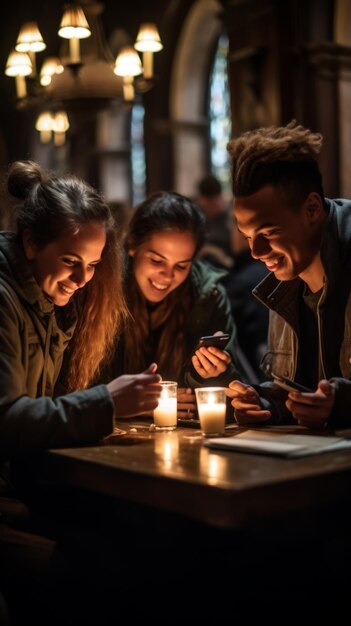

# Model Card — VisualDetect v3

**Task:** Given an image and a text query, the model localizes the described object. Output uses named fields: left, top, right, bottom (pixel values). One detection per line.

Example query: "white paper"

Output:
left=204, top=430, right=351, bottom=458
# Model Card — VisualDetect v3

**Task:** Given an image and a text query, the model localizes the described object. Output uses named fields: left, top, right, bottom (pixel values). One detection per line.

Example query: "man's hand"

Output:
left=285, top=379, right=335, bottom=429
left=226, top=380, right=271, bottom=424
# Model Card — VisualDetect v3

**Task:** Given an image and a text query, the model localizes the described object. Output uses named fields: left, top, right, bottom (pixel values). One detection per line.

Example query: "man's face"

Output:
left=233, top=185, right=323, bottom=283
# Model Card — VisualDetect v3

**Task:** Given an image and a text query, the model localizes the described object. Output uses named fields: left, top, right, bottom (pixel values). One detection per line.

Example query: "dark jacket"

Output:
left=0, top=232, right=114, bottom=461
left=252, top=198, right=351, bottom=426
left=105, top=260, right=245, bottom=388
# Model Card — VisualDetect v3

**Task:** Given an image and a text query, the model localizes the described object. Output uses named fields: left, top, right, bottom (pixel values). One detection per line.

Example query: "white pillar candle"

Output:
left=197, top=402, right=226, bottom=435
left=153, top=381, right=177, bottom=430
left=154, top=397, right=177, bottom=428
left=195, top=388, right=226, bottom=436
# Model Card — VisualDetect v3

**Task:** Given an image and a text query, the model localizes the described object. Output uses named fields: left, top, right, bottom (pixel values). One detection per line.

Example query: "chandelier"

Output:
left=4, top=1, right=163, bottom=145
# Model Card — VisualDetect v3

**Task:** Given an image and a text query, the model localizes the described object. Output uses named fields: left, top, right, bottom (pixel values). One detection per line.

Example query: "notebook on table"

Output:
left=204, top=429, right=351, bottom=458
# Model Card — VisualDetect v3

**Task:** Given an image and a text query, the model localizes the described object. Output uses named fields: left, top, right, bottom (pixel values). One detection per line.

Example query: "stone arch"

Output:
left=170, top=0, right=223, bottom=197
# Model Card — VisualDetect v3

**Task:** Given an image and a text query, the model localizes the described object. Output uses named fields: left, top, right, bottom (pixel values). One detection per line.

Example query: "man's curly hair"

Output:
left=227, top=120, right=325, bottom=207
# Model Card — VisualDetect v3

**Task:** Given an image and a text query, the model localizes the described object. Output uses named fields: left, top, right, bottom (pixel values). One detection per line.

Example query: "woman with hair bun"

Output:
left=0, top=160, right=161, bottom=463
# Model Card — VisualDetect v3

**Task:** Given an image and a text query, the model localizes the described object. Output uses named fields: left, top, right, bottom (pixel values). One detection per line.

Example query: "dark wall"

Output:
left=222, top=0, right=349, bottom=197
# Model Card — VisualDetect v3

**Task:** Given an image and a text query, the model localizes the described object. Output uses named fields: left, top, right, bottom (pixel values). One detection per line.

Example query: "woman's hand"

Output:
left=226, top=380, right=271, bottom=424
left=177, top=387, right=196, bottom=419
left=285, top=379, right=335, bottom=429
left=192, top=346, right=232, bottom=379
left=107, top=363, right=162, bottom=417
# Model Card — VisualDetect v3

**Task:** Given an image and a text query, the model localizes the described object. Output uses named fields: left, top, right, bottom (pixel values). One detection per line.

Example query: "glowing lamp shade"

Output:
left=114, top=46, right=143, bottom=77
left=15, top=21, right=46, bottom=53
left=114, top=46, right=142, bottom=100
left=35, top=111, right=54, bottom=143
left=35, top=111, right=70, bottom=146
left=58, top=5, right=91, bottom=39
left=5, top=51, right=32, bottom=97
left=134, top=23, right=162, bottom=79
left=52, top=111, right=70, bottom=133
left=134, top=24, right=163, bottom=53
left=52, top=111, right=70, bottom=146
left=58, top=5, right=91, bottom=64
left=5, top=51, right=32, bottom=77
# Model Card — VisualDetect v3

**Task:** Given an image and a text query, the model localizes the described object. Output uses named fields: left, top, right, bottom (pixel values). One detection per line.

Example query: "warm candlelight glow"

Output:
left=153, top=381, right=177, bottom=431
left=199, top=448, right=229, bottom=484
left=154, top=431, right=179, bottom=468
left=195, top=387, right=226, bottom=436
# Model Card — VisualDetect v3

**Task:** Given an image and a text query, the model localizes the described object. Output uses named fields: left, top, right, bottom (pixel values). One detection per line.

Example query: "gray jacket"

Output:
left=252, top=198, right=351, bottom=427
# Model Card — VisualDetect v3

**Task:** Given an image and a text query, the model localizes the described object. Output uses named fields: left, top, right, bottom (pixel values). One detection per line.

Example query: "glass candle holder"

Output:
left=195, top=387, right=226, bottom=437
left=153, top=381, right=177, bottom=431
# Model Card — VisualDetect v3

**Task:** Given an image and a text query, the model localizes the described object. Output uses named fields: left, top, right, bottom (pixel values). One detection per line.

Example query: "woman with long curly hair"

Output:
left=102, top=190, right=245, bottom=419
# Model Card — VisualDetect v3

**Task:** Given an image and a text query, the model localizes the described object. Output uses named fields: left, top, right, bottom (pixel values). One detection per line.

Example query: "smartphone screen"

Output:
left=196, top=334, right=230, bottom=350
left=271, top=372, right=313, bottom=393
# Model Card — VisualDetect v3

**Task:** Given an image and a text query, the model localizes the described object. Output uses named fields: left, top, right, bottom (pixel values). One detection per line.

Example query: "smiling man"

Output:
left=226, top=120, right=351, bottom=429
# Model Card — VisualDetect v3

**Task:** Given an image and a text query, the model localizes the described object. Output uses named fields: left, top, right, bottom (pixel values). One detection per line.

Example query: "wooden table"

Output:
left=42, top=420, right=351, bottom=530
left=30, top=420, right=351, bottom=622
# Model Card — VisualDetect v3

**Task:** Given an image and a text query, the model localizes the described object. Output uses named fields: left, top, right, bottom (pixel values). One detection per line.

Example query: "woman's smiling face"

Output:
left=129, top=230, right=197, bottom=303
left=23, top=222, right=106, bottom=306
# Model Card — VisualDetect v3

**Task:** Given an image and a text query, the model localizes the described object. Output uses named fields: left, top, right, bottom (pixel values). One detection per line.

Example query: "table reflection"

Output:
left=154, top=431, right=180, bottom=469
left=199, top=446, right=229, bottom=484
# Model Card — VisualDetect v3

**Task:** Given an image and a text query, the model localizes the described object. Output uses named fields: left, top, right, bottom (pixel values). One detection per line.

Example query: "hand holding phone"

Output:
left=195, top=334, right=230, bottom=351
left=271, top=372, right=313, bottom=393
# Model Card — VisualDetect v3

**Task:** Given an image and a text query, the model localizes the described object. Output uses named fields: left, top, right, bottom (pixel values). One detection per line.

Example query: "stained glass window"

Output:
left=131, top=103, right=146, bottom=205
left=209, top=34, right=232, bottom=198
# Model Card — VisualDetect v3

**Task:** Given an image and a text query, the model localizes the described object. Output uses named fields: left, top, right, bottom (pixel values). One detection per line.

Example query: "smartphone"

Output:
left=271, top=372, right=313, bottom=393
left=195, top=334, right=230, bottom=350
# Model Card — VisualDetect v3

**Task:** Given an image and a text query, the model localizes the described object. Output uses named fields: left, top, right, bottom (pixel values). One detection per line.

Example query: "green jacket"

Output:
left=105, top=259, right=245, bottom=387
left=181, top=260, right=245, bottom=387
left=0, top=232, right=114, bottom=460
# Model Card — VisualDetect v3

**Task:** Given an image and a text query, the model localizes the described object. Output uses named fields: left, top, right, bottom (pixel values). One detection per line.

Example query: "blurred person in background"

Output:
left=221, top=215, right=269, bottom=381
left=195, top=173, right=234, bottom=269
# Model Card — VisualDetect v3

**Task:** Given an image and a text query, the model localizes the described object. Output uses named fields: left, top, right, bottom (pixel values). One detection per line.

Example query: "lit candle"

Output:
left=195, top=388, right=226, bottom=436
left=153, top=381, right=177, bottom=431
